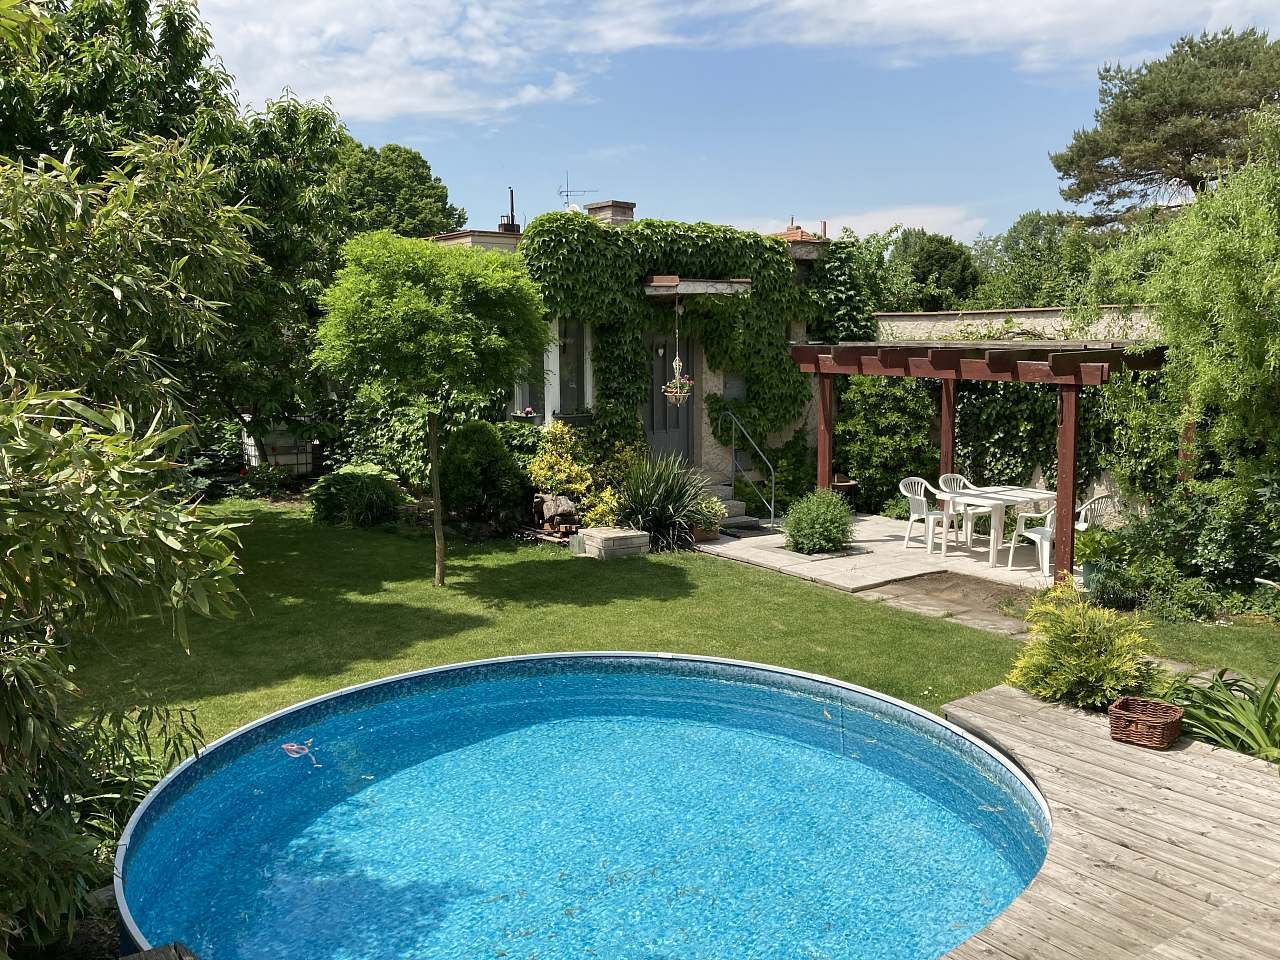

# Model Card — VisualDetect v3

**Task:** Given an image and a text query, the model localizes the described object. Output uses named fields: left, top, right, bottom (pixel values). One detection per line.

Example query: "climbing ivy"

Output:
left=519, top=212, right=815, bottom=444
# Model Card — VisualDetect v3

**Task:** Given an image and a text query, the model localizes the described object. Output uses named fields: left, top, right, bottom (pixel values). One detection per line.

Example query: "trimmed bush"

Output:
left=783, top=489, right=853, bottom=554
left=440, top=420, right=531, bottom=532
left=691, top=492, right=728, bottom=532
left=308, top=463, right=404, bottom=527
left=617, top=454, right=707, bottom=551
left=1008, top=584, right=1158, bottom=709
left=527, top=420, right=592, bottom=499
left=495, top=419, right=544, bottom=470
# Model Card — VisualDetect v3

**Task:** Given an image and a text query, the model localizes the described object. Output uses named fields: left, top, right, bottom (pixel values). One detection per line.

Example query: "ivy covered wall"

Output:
left=519, top=211, right=815, bottom=444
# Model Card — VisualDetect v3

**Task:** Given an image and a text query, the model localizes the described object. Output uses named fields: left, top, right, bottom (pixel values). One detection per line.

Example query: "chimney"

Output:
left=497, top=186, right=520, bottom=233
left=584, top=199, right=636, bottom=226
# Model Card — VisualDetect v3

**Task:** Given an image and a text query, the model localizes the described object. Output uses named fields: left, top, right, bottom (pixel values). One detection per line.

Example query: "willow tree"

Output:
left=314, top=232, right=547, bottom=585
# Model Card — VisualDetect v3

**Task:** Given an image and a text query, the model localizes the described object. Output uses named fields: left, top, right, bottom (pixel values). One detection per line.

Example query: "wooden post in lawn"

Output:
left=816, top=373, right=834, bottom=489
left=1054, top=384, right=1079, bottom=582
left=939, top=379, right=956, bottom=477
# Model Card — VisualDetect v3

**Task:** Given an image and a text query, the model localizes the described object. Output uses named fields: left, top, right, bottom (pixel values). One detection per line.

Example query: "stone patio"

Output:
left=697, top=513, right=1053, bottom=599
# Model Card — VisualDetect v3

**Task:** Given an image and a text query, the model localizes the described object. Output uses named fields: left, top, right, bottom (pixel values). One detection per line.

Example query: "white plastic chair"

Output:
left=899, top=477, right=949, bottom=554
left=1075, top=494, right=1119, bottom=532
left=939, top=473, right=993, bottom=547
left=1006, top=506, right=1056, bottom=577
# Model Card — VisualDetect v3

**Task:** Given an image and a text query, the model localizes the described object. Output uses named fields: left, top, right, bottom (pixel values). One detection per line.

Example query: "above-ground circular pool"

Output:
left=117, top=653, right=1049, bottom=960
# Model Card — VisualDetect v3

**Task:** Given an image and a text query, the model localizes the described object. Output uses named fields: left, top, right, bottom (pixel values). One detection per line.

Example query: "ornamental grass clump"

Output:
left=1008, top=584, right=1159, bottom=709
left=783, top=489, right=853, bottom=554
left=1165, top=669, right=1280, bottom=765
left=617, top=454, right=707, bottom=551
left=308, top=464, right=405, bottom=527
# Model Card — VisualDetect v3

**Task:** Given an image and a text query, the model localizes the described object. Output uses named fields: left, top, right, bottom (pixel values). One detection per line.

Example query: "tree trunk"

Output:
left=429, top=412, right=445, bottom=586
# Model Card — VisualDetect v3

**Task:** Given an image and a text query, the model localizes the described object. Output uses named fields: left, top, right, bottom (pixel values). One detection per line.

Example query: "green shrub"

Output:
left=783, top=489, right=853, bottom=554
left=1165, top=668, right=1280, bottom=764
left=617, top=454, right=707, bottom=551
left=691, top=492, right=728, bottom=531
left=1008, top=584, right=1158, bottom=709
left=494, top=419, right=544, bottom=470
left=527, top=421, right=593, bottom=499
left=308, top=464, right=404, bottom=527
left=834, top=377, right=938, bottom=513
left=580, top=486, right=622, bottom=527
left=240, top=462, right=291, bottom=498
left=440, top=420, right=531, bottom=532
left=1090, top=555, right=1221, bottom=622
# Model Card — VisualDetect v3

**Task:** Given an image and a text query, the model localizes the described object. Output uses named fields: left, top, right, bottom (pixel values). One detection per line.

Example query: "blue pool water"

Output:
left=119, top=655, right=1048, bottom=960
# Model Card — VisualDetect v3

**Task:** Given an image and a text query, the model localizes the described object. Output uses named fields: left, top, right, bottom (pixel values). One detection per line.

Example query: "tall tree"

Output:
left=808, top=227, right=922, bottom=341
left=334, top=138, right=465, bottom=237
left=966, top=211, right=1099, bottom=309
left=1053, top=28, right=1280, bottom=222
left=891, top=228, right=982, bottom=311
left=314, top=233, right=547, bottom=585
left=0, top=0, right=236, bottom=177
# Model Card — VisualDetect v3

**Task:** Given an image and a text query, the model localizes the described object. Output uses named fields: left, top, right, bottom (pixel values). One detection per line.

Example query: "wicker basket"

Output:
left=1108, top=697, right=1184, bottom=750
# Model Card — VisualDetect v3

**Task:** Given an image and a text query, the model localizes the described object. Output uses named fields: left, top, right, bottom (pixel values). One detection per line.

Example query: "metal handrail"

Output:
left=716, top=407, right=776, bottom=526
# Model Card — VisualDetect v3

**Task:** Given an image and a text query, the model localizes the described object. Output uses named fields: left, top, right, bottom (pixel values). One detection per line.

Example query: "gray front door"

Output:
left=645, top=331, right=693, bottom=460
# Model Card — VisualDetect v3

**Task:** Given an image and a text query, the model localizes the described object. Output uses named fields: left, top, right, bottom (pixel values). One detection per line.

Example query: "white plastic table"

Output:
left=934, top=485, right=1057, bottom=567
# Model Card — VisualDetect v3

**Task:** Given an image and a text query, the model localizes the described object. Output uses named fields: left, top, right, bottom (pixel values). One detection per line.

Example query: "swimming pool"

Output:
left=117, top=653, right=1049, bottom=960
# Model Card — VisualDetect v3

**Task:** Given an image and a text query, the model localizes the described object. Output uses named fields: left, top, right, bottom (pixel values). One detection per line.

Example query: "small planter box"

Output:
left=578, top=527, right=650, bottom=560
left=1108, top=696, right=1183, bottom=750
left=692, top=527, right=721, bottom=543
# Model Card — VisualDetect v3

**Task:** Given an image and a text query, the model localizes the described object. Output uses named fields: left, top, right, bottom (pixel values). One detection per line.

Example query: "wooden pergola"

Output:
left=790, top=340, right=1167, bottom=579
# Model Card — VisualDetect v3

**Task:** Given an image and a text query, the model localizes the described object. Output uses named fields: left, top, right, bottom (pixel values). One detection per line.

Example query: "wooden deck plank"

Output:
left=943, top=686, right=1280, bottom=960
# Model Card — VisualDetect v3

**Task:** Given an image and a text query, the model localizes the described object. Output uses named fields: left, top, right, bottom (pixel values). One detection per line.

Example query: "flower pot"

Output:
left=692, top=526, right=721, bottom=543
left=1082, top=561, right=1098, bottom=589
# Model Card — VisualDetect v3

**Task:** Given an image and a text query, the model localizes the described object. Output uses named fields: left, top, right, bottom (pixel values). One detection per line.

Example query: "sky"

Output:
left=200, top=0, right=1280, bottom=243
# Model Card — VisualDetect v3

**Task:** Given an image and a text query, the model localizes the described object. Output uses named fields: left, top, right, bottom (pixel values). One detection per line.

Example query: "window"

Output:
left=559, top=318, right=587, bottom=414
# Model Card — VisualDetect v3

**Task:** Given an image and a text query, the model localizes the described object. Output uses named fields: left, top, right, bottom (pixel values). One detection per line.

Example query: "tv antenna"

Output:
left=557, top=171, right=597, bottom=208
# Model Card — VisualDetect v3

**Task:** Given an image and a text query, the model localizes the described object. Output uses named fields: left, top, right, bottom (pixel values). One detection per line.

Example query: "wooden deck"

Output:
left=942, top=685, right=1280, bottom=960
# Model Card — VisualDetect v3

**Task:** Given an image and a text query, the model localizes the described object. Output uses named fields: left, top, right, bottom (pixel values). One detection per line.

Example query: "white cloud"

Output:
left=736, top=206, right=989, bottom=243
left=200, top=0, right=1280, bottom=122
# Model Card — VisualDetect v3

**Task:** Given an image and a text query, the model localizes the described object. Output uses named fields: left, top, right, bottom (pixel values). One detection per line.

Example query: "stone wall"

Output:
left=875, top=305, right=1155, bottom=341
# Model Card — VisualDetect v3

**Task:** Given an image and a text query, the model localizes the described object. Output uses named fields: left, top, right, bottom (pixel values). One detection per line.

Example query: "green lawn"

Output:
left=71, top=502, right=1279, bottom=738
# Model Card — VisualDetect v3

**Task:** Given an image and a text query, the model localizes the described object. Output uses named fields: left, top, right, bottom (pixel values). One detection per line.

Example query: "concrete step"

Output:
left=720, top=514, right=761, bottom=529
left=720, top=498, right=747, bottom=518
left=707, top=483, right=734, bottom=500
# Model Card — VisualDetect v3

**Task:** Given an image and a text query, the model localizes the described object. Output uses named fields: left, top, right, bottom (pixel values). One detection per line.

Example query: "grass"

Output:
left=70, top=501, right=1279, bottom=737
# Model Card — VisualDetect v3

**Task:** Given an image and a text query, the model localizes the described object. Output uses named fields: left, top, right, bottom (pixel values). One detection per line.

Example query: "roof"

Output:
left=769, top=225, right=829, bottom=243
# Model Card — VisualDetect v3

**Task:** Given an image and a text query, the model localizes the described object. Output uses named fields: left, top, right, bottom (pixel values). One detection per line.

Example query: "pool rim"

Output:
left=114, top=650, right=1052, bottom=954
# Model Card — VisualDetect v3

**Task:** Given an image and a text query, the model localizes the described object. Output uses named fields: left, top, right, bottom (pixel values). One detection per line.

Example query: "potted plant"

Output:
left=691, top=492, right=727, bottom=542
left=1075, top=527, right=1126, bottom=589
left=510, top=406, right=539, bottom=424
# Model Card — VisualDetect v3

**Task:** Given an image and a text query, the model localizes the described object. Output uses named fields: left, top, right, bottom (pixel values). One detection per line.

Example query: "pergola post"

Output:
left=816, top=373, right=834, bottom=489
left=1054, top=384, right=1080, bottom=582
left=939, top=379, right=956, bottom=476
left=1177, top=420, right=1197, bottom=482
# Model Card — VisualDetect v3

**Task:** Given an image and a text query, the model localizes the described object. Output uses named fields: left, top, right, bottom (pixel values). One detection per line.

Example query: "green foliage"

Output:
left=494, top=420, right=543, bottom=470
left=1052, top=28, right=1280, bottom=221
left=0, top=142, right=257, bottom=421
left=835, top=377, right=938, bottom=512
left=0, top=0, right=236, bottom=178
left=0, top=0, right=42, bottom=48
left=528, top=421, right=594, bottom=499
left=333, top=138, right=465, bottom=237
left=616, top=454, right=708, bottom=552
left=326, top=389, right=434, bottom=490
left=783, top=489, right=853, bottom=554
left=966, top=211, right=1100, bottom=308
left=314, top=231, right=548, bottom=583
left=808, top=227, right=920, bottom=341
left=307, top=463, right=404, bottom=527
left=580, top=486, right=623, bottom=527
left=891, top=228, right=981, bottom=310
left=2, top=632, right=204, bottom=953
left=1074, top=527, right=1129, bottom=566
left=1165, top=669, right=1280, bottom=764
left=439, top=421, right=530, bottom=532
left=240, top=463, right=291, bottom=499
left=691, top=492, right=728, bottom=532
left=1134, top=109, right=1280, bottom=479
left=520, top=211, right=813, bottom=444
left=1008, top=585, right=1158, bottom=709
